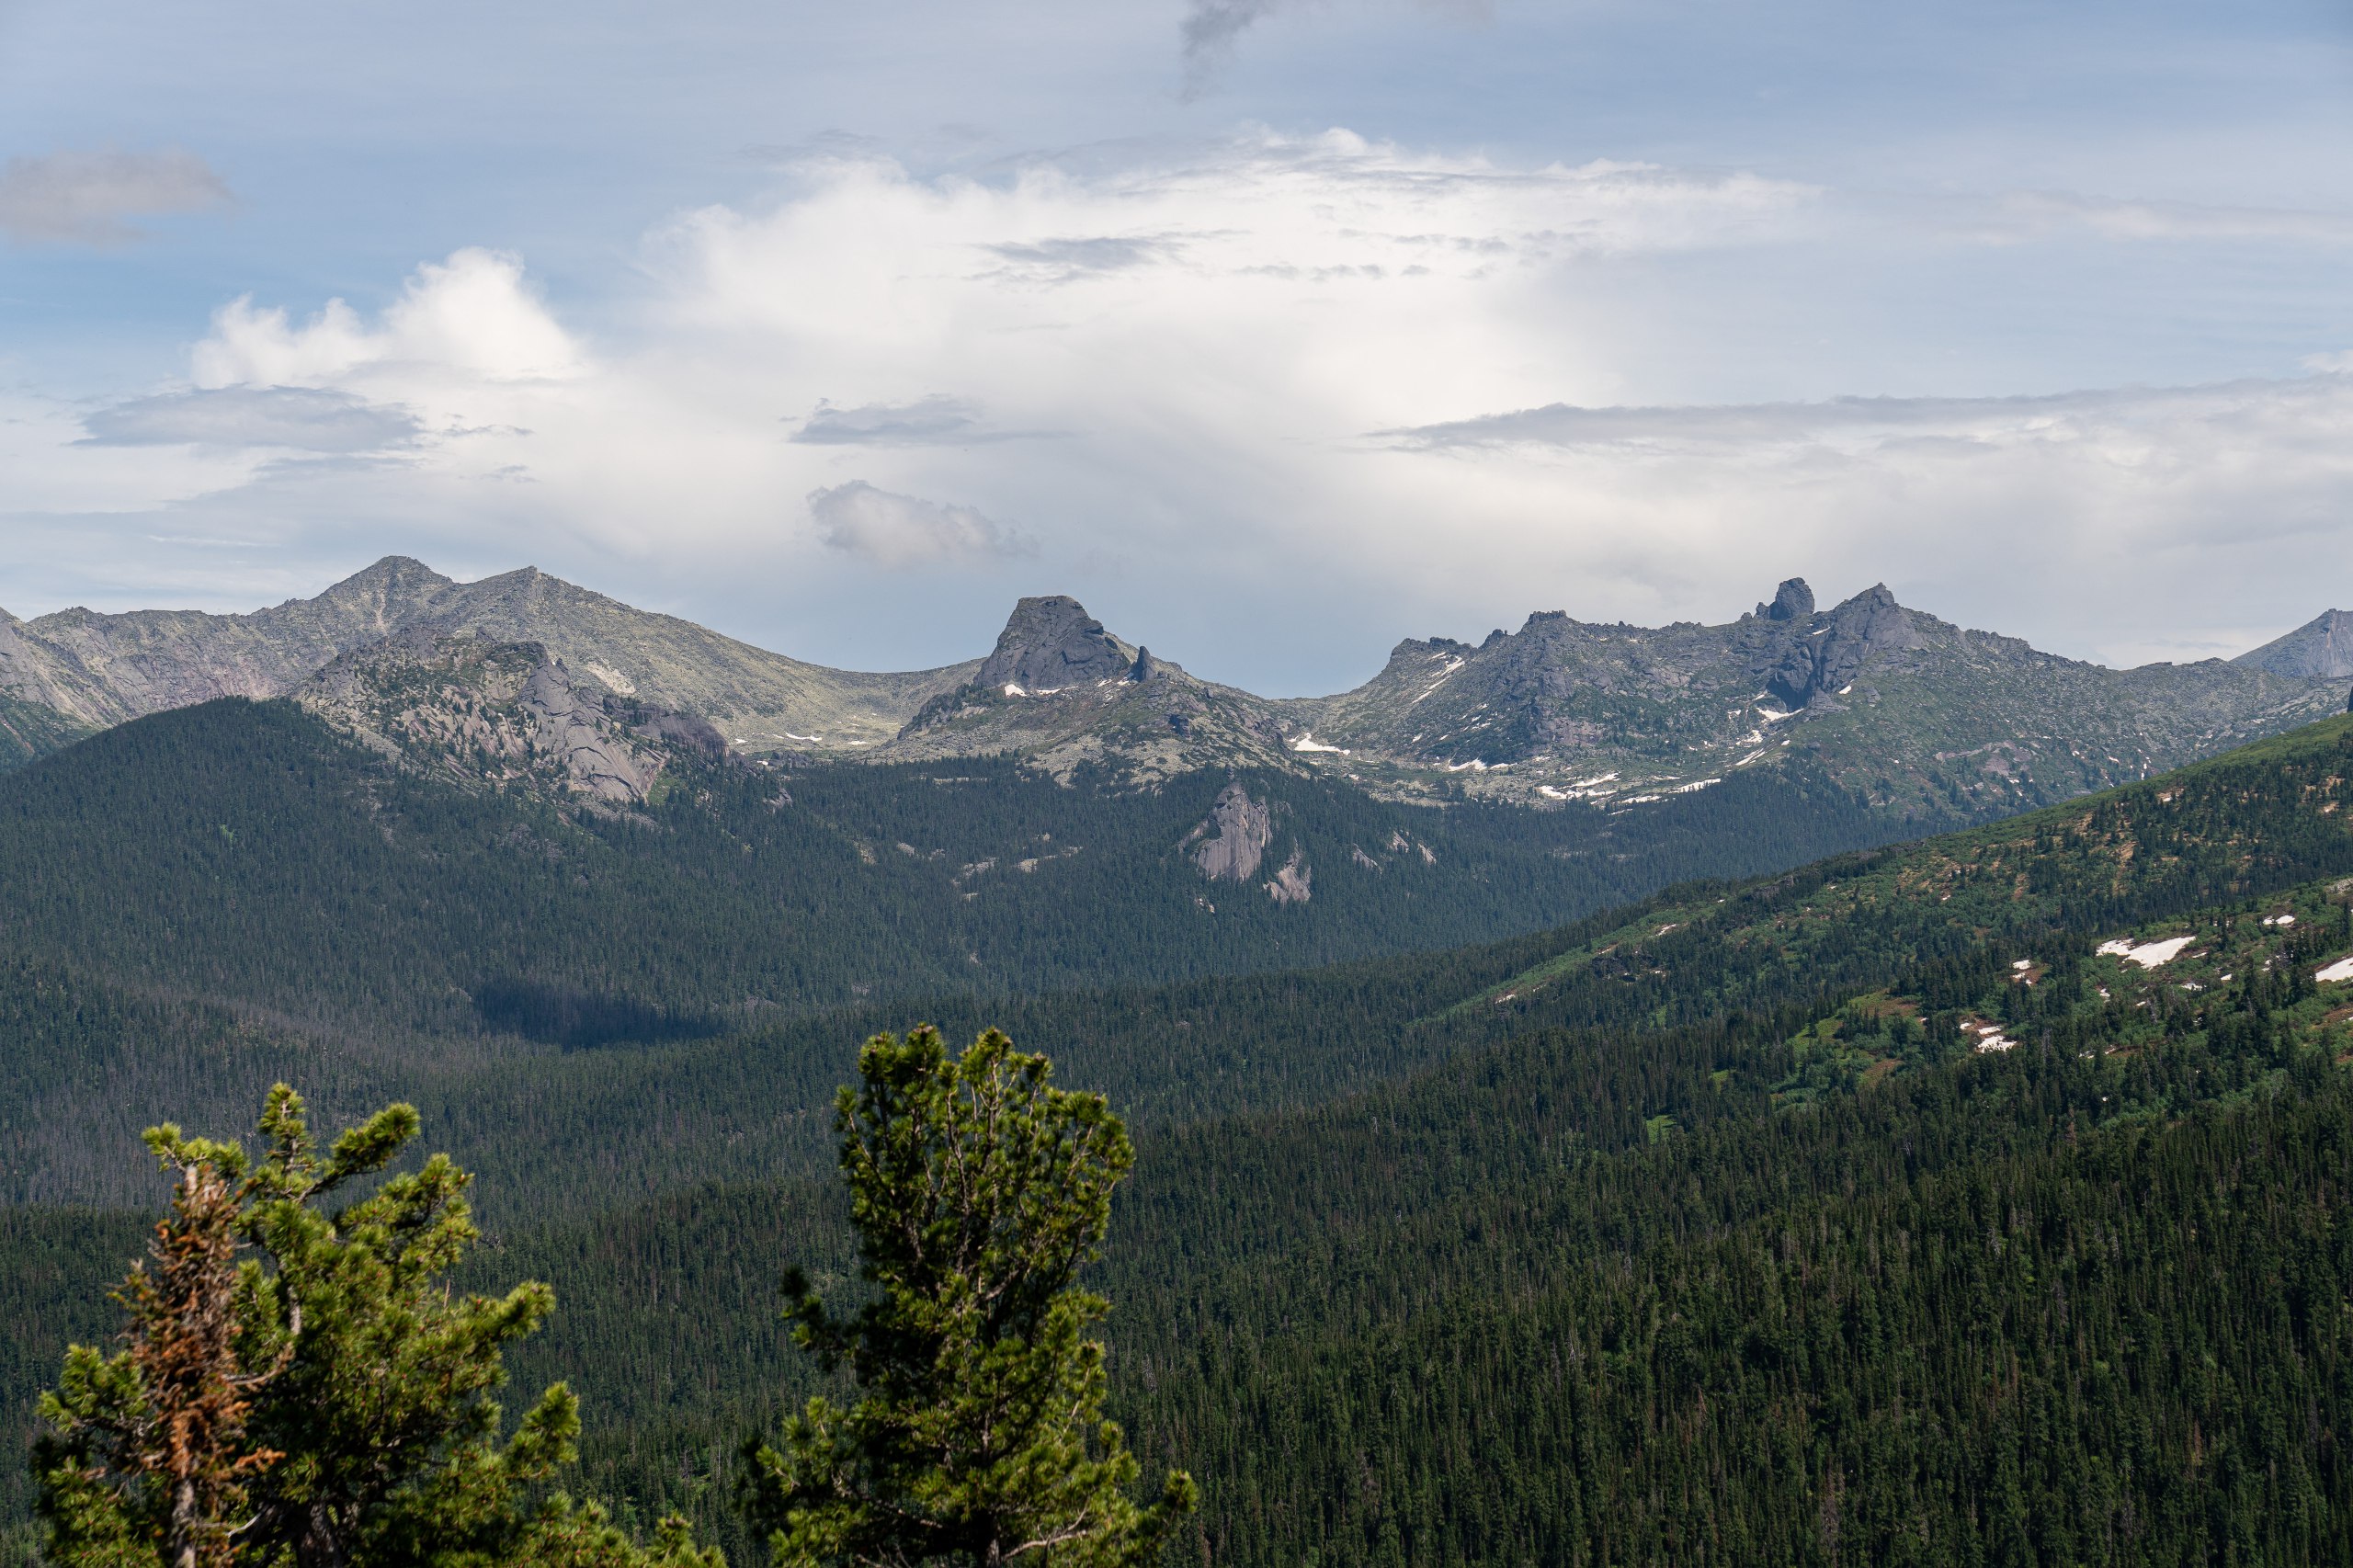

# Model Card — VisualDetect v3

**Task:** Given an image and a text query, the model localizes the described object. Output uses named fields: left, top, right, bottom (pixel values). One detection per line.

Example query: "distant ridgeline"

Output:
left=7, top=715, right=2353, bottom=1562
left=2, top=556, right=2348, bottom=821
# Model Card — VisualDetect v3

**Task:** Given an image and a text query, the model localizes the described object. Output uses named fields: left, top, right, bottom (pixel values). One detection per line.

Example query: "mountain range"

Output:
left=0, top=557, right=972, bottom=755
left=3, top=559, right=2349, bottom=826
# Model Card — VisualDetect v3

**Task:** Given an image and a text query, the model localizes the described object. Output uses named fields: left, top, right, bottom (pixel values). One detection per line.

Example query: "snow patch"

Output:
left=2263, top=913, right=2297, bottom=926
left=1290, top=733, right=1349, bottom=755
left=783, top=732, right=823, bottom=744
left=1969, top=1022, right=2018, bottom=1052
left=2315, top=956, right=2353, bottom=984
left=1410, top=659, right=1464, bottom=705
left=2098, top=936, right=2195, bottom=968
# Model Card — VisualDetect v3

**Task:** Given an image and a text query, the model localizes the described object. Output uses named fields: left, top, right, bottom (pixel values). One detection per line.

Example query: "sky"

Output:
left=2, top=0, right=2351, bottom=693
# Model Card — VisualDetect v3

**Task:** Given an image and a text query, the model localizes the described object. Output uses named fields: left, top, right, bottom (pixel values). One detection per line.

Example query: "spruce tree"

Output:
left=740, top=1027, right=1193, bottom=1567
left=34, top=1085, right=716, bottom=1568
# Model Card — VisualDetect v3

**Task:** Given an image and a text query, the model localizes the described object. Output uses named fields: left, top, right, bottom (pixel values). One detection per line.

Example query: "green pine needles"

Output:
left=740, top=1027, right=1195, bottom=1568
left=34, top=1086, right=716, bottom=1568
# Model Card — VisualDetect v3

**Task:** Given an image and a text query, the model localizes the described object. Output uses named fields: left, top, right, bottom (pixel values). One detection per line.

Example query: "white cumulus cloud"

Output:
left=809, top=481, right=1034, bottom=568
left=11, top=129, right=2353, bottom=685
left=192, top=248, right=584, bottom=388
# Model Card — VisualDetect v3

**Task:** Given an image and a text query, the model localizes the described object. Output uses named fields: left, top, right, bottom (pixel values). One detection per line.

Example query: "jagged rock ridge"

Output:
left=0, top=557, right=974, bottom=751
left=295, top=629, right=727, bottom=806
left=1284, top=579, right=2348, bottom=817
left=890, top=597, right=1295, bottom=783
left=7, top=560, right=2350, bottom=824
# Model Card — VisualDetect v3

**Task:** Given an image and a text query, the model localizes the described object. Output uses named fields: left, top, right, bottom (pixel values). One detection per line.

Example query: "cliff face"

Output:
left=2237, top=609, right=2353, bottom=680
left=890, top=597, right=1297, bottom=785
left=294, top=628, right=726, bottom=806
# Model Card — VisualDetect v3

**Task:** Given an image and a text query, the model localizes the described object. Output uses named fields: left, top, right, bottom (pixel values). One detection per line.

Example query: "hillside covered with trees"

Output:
left=9, top=715, right=2353, bottom=1564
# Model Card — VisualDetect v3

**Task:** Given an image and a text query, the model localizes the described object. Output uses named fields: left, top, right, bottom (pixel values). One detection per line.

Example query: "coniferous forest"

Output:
left=8, top=703, right=2353, bottom=1565
left=14, top=0, right=2353, bottom=1557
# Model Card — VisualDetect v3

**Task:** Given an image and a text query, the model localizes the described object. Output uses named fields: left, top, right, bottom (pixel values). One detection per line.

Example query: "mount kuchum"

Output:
left=2, top=558, right=2347, bottom=823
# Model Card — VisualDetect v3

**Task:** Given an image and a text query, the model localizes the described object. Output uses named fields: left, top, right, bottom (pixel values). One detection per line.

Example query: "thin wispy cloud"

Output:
left=1957, top=192, right=2353, bottom=247
left=1376, top=381, right=2329, bottom=452
left=980, top=234, right=1188, bottom=285
left=0, top=147, right=231, bottom=244
left=791, top=395, right=1003, bottom=446
left=80, top=387, right=423, bottom=452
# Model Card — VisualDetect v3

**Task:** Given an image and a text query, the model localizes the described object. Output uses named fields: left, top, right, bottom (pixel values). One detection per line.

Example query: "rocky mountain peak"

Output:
left=1758, top=578, right=1815, bottom=621
left=295, top=555, right=463, bottom=636
left=977, top=596, right=1131, bottom=692
left=1762, top=583, right=1918, bottom=710
left=333, top=554, right=447, bottom=588
left=2236, top=608, right=2353, bottom=680
left=297, top=628, right=722, bottom=805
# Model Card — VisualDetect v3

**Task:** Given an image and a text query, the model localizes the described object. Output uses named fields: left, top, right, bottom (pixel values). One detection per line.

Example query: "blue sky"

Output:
left=3, top=0, right=2350, bottom=690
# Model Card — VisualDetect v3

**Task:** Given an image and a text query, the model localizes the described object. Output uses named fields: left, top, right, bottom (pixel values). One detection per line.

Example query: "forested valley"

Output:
left=7, top=704, right=2353, bottom=1564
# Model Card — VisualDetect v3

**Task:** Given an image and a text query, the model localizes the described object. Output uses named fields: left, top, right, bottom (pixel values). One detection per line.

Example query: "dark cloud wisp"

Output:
left=81, top=387, right=424, bottom=452
left=982, top=233, right=1183, bottom=283
left=0, top=147, right=232, bottom=244
left=792, top=395, right=985, bottom=446
left=1181, top=0, right=1285, bottom=96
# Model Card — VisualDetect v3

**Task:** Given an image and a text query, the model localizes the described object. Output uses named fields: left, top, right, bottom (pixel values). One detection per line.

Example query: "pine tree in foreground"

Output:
left=36, top=1133, right=291, bottom=1568
left=34, top=1085, right=718, bottom=1568
left=740, top=1028, right=1194, bottom=1568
